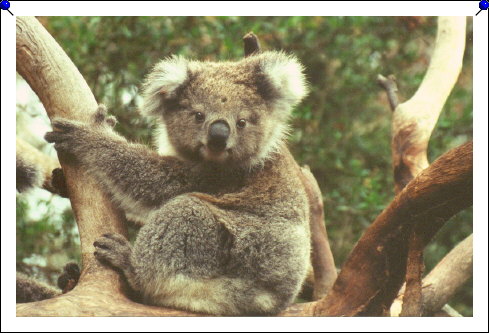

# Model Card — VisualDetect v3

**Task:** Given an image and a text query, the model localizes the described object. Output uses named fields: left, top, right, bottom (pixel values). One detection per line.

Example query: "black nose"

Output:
left=208, top=120, right=230, bottom=152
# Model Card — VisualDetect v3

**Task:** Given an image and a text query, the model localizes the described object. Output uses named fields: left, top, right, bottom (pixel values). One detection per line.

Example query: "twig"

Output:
left=377, top=74, right=399, bottom=111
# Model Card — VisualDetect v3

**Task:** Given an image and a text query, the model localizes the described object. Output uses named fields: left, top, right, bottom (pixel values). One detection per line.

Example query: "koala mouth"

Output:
left=200, top=145, right=231, bottom=163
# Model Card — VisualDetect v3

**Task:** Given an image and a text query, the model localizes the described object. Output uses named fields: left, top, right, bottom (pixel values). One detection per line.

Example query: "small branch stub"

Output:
left=243, top=32, right=261, bottom=57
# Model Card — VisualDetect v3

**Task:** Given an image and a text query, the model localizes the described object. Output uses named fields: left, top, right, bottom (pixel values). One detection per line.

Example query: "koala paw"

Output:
left=93, top=233, right=132, bottom=272
left=93, top=104, right=118, bottom=128
left=57, top=262, right=80, bottom=293
left=44, top=118, right=88, bottom=156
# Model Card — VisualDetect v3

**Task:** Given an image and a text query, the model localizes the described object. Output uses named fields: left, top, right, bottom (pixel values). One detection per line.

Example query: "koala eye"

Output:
left=237, top=119, right=247, bottom=129
left=195, top=112, right=205, bottom=123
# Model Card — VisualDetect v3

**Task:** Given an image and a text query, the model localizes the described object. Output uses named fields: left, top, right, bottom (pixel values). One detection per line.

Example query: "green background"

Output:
left=16, top=16, right=473, bottom=315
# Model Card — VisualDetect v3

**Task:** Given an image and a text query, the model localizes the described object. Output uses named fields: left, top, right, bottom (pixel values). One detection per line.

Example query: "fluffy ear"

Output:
left=141, top=56, right=189, bottom=116
left=257, top=51, right=308, bottom=109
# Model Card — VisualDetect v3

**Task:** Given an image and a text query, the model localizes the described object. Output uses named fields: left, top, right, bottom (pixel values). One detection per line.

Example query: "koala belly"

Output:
left=129, top=195, right=310, bottom=316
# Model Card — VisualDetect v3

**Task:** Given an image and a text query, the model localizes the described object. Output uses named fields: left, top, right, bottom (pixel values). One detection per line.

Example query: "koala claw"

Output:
left=93, top=233, right=132, bottom=271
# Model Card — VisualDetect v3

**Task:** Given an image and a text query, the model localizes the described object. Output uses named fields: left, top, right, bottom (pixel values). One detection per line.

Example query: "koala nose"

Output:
left=208, top=120, right=230, bottom=152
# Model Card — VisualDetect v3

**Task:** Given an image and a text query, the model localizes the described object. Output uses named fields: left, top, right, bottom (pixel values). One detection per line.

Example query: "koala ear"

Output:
left=257, top=51, right=308, bottom=109
left=141, top=56, right=189, bottom=116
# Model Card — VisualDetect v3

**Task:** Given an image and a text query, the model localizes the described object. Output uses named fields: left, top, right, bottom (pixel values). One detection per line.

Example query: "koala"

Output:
left=45, top=51, right=311, bottom=315
left=16, top=153, right=43, bottom=193
left=16, top=263, right=80, bottom=303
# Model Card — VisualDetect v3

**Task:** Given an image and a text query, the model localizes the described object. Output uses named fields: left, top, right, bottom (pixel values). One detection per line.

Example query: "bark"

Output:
left=313, top=141, right=473, bottom=316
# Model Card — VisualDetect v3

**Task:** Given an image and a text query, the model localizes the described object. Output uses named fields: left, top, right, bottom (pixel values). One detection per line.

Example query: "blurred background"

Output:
left=16, top=16, right=473, bottom=315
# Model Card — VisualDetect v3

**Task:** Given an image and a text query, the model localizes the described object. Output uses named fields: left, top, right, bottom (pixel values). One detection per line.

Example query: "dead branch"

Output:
left=422, top=234, right=473, bottom=315
left=434, top=305, right=463, bottom=317
left=313, top=141, right=472, bottom=316
left=377, top=74, right=399, bottom=111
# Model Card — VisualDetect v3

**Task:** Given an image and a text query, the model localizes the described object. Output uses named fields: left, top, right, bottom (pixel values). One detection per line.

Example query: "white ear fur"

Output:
left=141, top=55, right=189, bottom=116
left=259, top=51, right=308, bottom=108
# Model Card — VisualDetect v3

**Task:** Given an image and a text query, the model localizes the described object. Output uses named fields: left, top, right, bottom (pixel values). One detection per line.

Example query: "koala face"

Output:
left=142, top=51, right=308, bottom=168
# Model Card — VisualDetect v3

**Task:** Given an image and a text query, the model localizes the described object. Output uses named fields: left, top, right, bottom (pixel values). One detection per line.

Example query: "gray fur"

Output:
left=16, top=272, right=59, bottom=303
left=45, top=51, right=311, bottom=315
left=16, top=155, right=43, bottom=193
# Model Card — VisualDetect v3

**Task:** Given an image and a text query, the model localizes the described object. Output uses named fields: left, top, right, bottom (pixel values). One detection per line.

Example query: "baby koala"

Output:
left=45, top=51, right=311, bottom=315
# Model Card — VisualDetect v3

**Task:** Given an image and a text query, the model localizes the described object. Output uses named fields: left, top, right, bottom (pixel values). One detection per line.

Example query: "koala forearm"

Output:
left=46, top=122, right=198, bottom=217
left=77, top=136, right=199, bottom=213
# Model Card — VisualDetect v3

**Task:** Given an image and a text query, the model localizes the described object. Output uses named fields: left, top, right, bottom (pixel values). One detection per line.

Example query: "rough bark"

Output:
left=313, top=141, right=473, bottom=316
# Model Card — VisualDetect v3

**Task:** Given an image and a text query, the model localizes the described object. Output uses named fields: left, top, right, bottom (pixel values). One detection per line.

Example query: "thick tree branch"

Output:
left=313, top=141, right=472, bottom=316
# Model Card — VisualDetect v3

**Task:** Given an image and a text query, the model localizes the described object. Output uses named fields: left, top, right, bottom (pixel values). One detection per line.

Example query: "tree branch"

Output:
left=313, top=141, right=472, bottom=316
left=300, top=166, right=337, bottom=300
left=377, top=74, right=399, bottom=111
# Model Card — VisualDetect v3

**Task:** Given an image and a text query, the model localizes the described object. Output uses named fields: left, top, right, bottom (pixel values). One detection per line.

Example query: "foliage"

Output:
left=17, top=16, right=473, bottom=315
